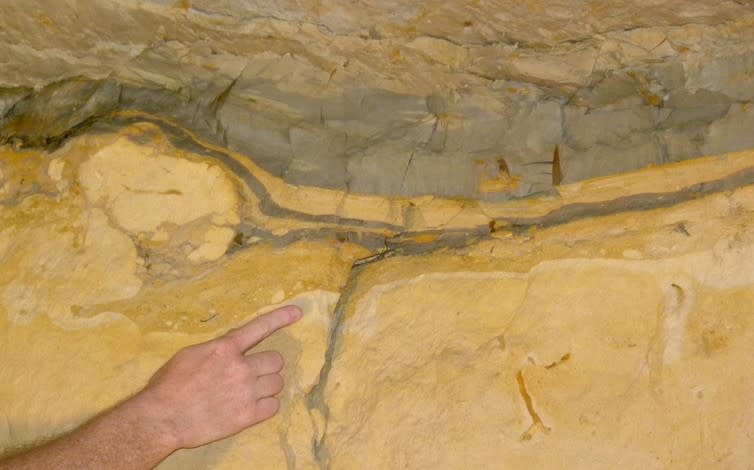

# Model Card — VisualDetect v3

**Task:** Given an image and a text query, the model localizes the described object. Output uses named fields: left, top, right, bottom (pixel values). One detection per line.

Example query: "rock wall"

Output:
left=2, top=1, right=754, bottom=198
left=2, top=1, right=754, bottom=468
left=1, top=121, right=754, bottom=468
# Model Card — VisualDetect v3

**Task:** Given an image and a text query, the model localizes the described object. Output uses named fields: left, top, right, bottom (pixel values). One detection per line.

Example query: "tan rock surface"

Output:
left=0, top=130, right=363, bottom=468
left=0, top=32, right=754, bottom=462
left=323, top=186, right=754, bottom=469
left=1, top=117, right=754, bottom=468
left=3, top=1, right=754, bottom=466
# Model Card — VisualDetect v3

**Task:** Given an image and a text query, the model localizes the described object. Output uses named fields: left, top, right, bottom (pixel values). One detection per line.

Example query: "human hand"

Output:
left=132, top=305, right=303, bottom=450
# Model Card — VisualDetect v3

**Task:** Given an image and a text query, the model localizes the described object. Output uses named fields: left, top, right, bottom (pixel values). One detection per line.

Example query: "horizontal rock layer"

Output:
left=1, top=122, right=754, bottom=468
left=2, top=1, right=754, bottom=197
left=3, top=1, right=754, bottom=467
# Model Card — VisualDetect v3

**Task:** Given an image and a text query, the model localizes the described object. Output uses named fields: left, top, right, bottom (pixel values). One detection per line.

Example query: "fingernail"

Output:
left=289, top=305, right=303, bottom=320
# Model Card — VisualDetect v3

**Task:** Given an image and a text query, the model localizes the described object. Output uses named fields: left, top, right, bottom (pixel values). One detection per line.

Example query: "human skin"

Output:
left=0, top=305, right=303, bottom=470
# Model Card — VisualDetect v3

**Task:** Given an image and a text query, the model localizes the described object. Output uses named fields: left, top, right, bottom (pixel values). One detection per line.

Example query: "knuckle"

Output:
left=255, top=320, right=272, bottom=340
left=270, top=351, right=284, bottom=367
left=250, top=351, right=283, bottom=372
left=253, top=397, right=279, bottom=423
left=210, top=337, right=238, bottom=356
left=240, top=406, right=257, bottom=424
left=274, top=375, right=285, bottom=392
left=265, top=397, right=281, bottom=417
left=240, top=363, right=257, bottom=381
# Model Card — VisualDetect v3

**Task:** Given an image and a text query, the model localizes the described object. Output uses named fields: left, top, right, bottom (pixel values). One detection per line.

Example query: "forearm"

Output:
left=0, top=394, right=178, bottom=470
left=0, top=305, right=301, bottom=469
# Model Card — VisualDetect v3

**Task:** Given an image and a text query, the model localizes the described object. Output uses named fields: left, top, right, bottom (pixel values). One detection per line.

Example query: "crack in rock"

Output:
left=305, top=261, right=369, bottom=469
left=516, top=369, right=551, bottom=441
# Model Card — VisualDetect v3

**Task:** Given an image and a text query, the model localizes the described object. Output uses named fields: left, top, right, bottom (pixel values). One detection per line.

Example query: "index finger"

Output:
left=225, top=305, right=302, bottom=352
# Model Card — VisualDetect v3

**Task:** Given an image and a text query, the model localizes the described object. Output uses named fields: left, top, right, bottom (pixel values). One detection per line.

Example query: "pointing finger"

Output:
left=226, top=305, right=302, bottom=352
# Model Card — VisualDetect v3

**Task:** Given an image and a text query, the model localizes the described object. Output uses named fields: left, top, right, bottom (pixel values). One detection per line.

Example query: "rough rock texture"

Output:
left=323, top=198, right=754, bottom=469
left=2, top=1, right=754, bottom=468
left=0, top=130, right=363, bottom=467
left=2, top=1, right=754, bottom=197
left=1, top=121, right=754, bottom=468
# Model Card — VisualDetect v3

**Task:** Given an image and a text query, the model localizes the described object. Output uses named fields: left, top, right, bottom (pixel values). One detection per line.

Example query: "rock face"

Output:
left=2, top=121, right=754, bottom=468
left=1, top=1, right=754, bottom=468
left=2, top=1, right=754, bottom=198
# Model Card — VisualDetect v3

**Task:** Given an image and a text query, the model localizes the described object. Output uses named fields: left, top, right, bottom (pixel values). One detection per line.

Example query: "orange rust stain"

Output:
left=410, top=233, right=439, bottom=244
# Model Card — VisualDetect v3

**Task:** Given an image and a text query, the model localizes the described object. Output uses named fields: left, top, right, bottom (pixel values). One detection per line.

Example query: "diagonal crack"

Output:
left=399, top=150, right=416, bottom=193
left=305, top=259, right=371, bottom=469
left=516, top=369, right=551, bottom=441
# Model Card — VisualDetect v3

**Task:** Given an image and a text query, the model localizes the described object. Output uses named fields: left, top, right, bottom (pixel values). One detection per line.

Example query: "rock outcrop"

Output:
left=2, top=2, right=754, bottom=468
left=3, top=1, right=754, bottom=198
